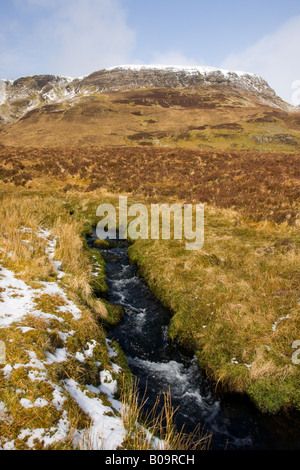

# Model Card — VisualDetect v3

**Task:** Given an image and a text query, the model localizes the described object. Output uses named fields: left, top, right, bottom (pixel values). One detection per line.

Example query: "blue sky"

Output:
left=1, top=0, right=300, bottom=103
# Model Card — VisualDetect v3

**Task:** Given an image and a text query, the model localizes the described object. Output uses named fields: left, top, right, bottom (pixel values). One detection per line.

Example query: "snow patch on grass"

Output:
left=0, top=227, right=128, bottom=450
left=65, top=378, right=125, bottom=450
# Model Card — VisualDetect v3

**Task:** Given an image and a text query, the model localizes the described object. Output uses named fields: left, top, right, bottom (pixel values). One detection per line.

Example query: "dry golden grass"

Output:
left=0, top=192, right=119, bottom=449
left=53, top=219, right=108, bottom=319
left=0, top=86, right=299, bottom=152
left=0, top=146, right=299, bottom=225
left=121, top=379, right=211, bottom=450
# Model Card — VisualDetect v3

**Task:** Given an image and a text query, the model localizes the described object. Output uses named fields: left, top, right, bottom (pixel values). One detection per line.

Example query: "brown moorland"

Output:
left=0, top=146, right=299, bottom=225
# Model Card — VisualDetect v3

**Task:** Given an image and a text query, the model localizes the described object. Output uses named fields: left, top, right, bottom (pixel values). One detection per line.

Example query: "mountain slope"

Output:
left=0, top=65, right=299, bottom=151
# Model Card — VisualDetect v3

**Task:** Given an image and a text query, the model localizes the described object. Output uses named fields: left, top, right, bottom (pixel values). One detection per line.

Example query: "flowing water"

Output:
left=88, top=233, right=300, bottom=450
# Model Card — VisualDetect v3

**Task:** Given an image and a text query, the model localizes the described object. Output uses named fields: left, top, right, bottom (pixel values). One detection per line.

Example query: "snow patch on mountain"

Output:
left=0, top=80, right=6, bottom=106
left=106, top=64, right=275, bottom=97
left=107, top=63, right=258, bottom=78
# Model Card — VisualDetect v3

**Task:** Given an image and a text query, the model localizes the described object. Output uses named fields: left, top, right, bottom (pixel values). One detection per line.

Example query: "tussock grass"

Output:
left=0, top=191, right=122, bottom=449
left=0, top=146, right=299, bottom=225
left=0, top=192, right=109, bottom=317
left=53, top=219, right=108, bottom=319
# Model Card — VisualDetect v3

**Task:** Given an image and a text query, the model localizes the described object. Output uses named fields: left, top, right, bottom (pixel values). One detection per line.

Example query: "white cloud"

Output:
left=1, top=0, right=136, bottom=78
left=149, top=50, right=200, bottom=67
left=221, top=15, right=300, bottom=105
left=49, top=0, right=136, bottom=77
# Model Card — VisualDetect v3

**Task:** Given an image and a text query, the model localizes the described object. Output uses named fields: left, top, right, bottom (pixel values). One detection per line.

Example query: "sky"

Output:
left=0, top=0, right=300, bottom=104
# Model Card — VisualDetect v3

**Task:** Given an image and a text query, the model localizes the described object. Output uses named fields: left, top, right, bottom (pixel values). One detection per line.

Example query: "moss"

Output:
left=248, top=380, right=290, bottom=414
left=90, top=249, right=108, bottom=297
left=247, top=375, right=300, bottom=414
left=101, top=301, right=125, bottom=327
left=93, top=239, right=110, bottom=249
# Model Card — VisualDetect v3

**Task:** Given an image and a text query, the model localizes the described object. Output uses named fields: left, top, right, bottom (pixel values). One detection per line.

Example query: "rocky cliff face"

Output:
left=82, top=65, right=274, bottom=98
left=0, top=65, right=294, bottom=124
left=0, top=75, right=77, bottom=123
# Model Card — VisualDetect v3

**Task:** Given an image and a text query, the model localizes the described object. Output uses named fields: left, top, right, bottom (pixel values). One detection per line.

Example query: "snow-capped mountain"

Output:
left=0, top=65, right=294, bottom=124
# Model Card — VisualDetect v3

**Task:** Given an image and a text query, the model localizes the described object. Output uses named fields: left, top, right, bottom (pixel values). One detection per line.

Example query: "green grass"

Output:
left=90, top=248, right=108, bottom=297
left=157, top=120, right=300, bottom=153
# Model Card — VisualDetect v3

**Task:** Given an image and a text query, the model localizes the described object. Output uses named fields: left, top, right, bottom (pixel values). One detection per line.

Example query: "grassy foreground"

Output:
left=0, top=175, right=299, bottom=449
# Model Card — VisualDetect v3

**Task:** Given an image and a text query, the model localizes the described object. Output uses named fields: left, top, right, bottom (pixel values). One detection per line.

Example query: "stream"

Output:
left=88, top=232, right=300, bottom=450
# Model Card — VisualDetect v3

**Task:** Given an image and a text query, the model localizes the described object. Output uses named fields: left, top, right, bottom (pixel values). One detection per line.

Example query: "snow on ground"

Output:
left=272, top=313, right=291, bottom=332
left=65, top=378, right=125, bottom=450
left=0, top=227, right=127, bottom=450
left=0, top=264, right=81, bottom=327
left=16, top=411, right=70, bottom=449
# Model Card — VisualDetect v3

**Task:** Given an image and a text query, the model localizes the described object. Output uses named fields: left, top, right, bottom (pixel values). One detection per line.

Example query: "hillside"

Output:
left=0, top=65, right=299, bottom=152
